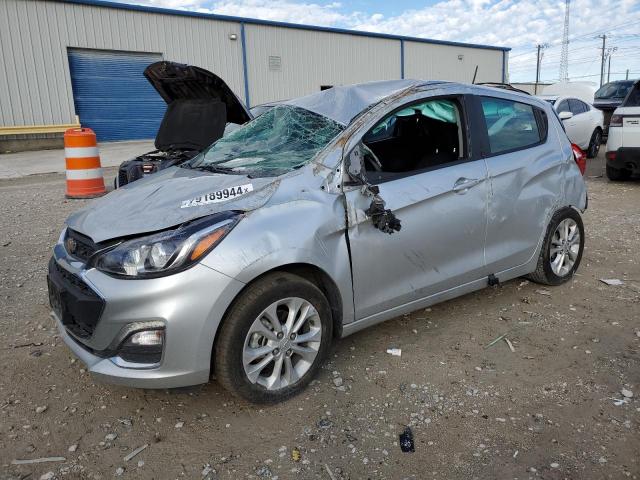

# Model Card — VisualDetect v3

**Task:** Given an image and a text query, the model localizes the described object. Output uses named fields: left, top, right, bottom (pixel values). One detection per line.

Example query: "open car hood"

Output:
left=145, top=61, right=252, bottom=151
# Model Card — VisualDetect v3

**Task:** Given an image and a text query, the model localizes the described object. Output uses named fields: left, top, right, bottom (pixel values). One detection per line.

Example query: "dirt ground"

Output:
left=1, top=153, right=639, bottom=480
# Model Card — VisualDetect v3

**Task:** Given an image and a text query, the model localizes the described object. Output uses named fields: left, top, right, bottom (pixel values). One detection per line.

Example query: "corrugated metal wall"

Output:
left=244, top=24, right=401, bottom=106
left=0, top=0, right=507, bottom=132
left=404, top=42, right=504, bottom=84
left=0, top=0, right=244, bottom=127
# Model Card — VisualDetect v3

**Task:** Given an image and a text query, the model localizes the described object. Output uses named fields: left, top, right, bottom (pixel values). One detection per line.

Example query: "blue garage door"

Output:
left=68, top=48, right=166, bottom=141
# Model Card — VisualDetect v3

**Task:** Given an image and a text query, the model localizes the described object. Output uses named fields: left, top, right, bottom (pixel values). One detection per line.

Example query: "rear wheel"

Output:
left=606, top=165, right=631, bottom=181
left=527, top=208, right=584, bottom=286
left=214, top=272, right=332, bottom=403
left=586, top=128, right=602, bottom=159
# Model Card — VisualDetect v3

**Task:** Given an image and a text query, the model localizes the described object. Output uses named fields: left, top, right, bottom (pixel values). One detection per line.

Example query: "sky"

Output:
left=114, top=0, right=640, bottom=85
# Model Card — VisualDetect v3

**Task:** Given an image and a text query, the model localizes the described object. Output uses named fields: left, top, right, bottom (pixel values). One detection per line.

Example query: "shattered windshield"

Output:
left=188, top=105, right=344, bottom=177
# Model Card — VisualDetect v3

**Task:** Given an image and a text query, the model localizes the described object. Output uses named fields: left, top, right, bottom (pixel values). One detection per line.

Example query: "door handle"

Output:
left=452, top=177, right=481, bottom=193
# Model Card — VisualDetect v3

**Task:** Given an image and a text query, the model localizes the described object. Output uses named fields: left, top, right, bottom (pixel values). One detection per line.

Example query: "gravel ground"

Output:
left=1, top=157, right=639, bottom=480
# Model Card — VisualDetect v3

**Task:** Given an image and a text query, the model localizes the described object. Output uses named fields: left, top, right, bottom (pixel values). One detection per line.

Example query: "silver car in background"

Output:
left=48, top=81, right=587, bottom=403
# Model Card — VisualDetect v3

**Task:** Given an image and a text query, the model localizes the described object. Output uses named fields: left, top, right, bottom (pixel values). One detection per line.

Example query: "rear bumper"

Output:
left=606, top=147, right=640, bottom=173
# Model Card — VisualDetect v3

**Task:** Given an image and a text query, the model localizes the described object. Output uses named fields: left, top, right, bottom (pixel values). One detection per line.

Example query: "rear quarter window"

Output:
left=480, top=97, right=546, bottom=155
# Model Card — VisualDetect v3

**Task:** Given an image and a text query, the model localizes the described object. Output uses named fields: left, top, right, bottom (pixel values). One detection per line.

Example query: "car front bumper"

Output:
left=49, top=242, right=245, bottom=389
left=606, top=147, right=640, bottom=173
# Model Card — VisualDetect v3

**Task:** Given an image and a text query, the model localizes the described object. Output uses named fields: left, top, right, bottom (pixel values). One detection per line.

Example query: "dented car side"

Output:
left=49, top=81, right=587, bottom=402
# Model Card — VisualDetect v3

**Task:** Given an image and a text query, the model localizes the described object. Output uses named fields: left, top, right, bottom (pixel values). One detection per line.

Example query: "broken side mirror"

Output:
left=345, top=143, right=401, bottom=235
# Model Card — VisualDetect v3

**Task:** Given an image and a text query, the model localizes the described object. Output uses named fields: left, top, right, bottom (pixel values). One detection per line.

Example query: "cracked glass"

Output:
left=189, top=105, right=344, bottom=177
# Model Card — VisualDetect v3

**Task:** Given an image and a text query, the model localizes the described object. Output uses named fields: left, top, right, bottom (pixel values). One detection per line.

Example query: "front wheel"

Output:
left=214, top=272, right=332, bottom=403
left=527, top=208, right=584, bottom=286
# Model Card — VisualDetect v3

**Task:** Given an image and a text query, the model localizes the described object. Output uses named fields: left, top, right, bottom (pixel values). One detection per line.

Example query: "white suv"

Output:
left=606, top=80, right=640, bottom=180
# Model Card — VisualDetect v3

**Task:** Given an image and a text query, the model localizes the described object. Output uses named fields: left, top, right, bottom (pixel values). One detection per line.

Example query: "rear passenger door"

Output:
left=477, top=95, right=562, bottom=274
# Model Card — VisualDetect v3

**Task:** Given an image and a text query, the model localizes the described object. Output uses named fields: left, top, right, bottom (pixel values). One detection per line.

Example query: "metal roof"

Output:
left=56, top=0, right=511, bottom=52
left=287, top=80, right=428, bottom=125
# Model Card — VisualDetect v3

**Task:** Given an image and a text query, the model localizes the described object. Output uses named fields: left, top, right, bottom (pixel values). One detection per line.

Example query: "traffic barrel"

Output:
left=64, top=128, right=106, bottom=199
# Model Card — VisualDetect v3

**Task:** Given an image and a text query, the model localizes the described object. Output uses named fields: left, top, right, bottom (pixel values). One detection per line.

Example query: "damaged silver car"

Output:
left=48, top=81, right=587, bottom=403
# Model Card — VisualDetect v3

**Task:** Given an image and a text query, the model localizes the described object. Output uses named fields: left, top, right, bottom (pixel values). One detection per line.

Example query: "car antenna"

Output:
left=472, top=65, right=479, bottom=84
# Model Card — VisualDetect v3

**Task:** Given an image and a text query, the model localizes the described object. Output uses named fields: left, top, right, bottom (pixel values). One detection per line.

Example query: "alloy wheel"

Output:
left=242, top=297, right=322, bottom=390
left=549, top=218, right=580, bottom=277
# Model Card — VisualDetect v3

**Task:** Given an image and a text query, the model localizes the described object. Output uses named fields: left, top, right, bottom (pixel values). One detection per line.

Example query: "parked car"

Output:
left=542, top=82, right=597, bottom=104
left=116, top=61, right=252, bottom=187
left=538, top=94, right=604, bottom=158
left=605, top=80, right=640, bottom=180
left=48, top=81, right=587, bottom=403
left=593, top=80, right=637, bottom=137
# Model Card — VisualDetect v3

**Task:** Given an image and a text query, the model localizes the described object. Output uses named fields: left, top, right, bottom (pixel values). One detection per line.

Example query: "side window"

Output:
left=480, top=97, right=543, bottom=155
left=360, top=97, right=465, bottom=181
left=623, top=84, right=640, bottom=107
left=556, top=100, right=570, bottom=113
left=569, top=98, right=585, bottom=115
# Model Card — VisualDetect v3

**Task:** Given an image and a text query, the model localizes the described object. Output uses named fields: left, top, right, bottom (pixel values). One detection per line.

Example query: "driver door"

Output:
left=343, top=94, right=489, bottom=321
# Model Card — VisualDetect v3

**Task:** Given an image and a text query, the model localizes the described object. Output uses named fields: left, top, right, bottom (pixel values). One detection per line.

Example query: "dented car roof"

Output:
left=286, top=80, right=434, bottom=126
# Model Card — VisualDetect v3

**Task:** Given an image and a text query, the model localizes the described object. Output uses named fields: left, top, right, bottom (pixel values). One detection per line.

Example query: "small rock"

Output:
left=35, top=405, right=48, bottom=414
left=256, top=465, right=272, bottom=478
left=598, top=456, right=607, bottom=464
left=105, top=433, right=118, bottom=442
left=137, top=460, right=145, bottom=468
left=201, top=464, right=214, bottom=476
left=175, top=421, right=184, bottom=429
left=333, top=377, right=343, bottom=387
left=68, top=444, right=78, bottom=453
left=621, top=389, right=633, bottom=398
left=550, top=462, right=560, bottom=468
left=40, top=473, right=55, bottom=480
left=115, top=467, right=124, bottom=476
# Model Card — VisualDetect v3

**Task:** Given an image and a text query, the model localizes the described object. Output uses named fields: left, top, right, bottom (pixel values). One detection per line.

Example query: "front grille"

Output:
left=118, top=168, right=129, bottom=187
left=48, top=258, right=104, bottom=339
left=65, top=229, right=99, bottom=262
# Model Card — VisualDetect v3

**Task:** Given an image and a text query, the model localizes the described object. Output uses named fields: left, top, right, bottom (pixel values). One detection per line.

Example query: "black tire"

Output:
left=606, top=165, right=630, bottom=181
left=586, top=128, right=602, bottom=159
left=527, top=208, right=584, bottom=286
left=214, top=272, right=333, bottom=403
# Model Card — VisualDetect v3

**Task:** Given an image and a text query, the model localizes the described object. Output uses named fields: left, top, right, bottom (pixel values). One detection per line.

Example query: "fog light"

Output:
left=118, top=329, right=164, bottom=364
left=129, top=330, right=164, bottom=346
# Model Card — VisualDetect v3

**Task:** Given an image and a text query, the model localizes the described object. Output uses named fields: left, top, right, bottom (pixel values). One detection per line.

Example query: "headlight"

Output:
left=90, top=213, right=240, bottom=278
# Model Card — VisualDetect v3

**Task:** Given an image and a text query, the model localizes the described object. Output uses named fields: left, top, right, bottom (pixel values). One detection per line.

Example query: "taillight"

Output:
left=610, top=114, right=623, bottom=127
left=606, top=151, right=616, bottom=161
left=571, top=143, right=586, bottom=175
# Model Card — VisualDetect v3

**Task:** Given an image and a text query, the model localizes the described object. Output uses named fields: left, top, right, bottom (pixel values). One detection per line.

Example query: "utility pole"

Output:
left=535, top=44, right=547, bottom=94
left=559, top=0, right=570, bottom=81
left=599, top=34, right=606, bottom=87
left=626, top=69, right=630, bottom=80
left=605, top=47, right=617, bottom=83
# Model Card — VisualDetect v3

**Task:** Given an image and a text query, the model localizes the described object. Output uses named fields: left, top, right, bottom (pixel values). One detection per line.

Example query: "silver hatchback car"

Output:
left=48, top=81, right=587, bottom=403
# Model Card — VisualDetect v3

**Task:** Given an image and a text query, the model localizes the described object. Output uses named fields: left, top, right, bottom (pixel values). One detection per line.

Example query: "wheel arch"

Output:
left=210, top=262, right=344, bottom=375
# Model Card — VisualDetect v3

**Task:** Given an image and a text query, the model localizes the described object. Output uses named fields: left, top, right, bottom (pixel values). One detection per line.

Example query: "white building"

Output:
left=0, top=0, right=510, bottom=150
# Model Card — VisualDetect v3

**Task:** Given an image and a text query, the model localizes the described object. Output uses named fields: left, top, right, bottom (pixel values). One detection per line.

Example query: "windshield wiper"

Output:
left=189, top=164, right=238, bottom=174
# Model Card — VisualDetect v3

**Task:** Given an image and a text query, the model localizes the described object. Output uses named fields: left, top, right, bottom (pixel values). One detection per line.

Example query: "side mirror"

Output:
left=558, top=111, right=573, bottom=121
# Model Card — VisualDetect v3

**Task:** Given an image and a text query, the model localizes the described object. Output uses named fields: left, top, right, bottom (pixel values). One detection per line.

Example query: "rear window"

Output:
left=480, top=97, right=545, bottom=155
left=595, top=81, right=634, bottom=100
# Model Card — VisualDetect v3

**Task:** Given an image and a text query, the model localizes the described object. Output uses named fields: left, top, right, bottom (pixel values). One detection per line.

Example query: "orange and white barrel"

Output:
left=64, top=128, right=106, bottom=199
